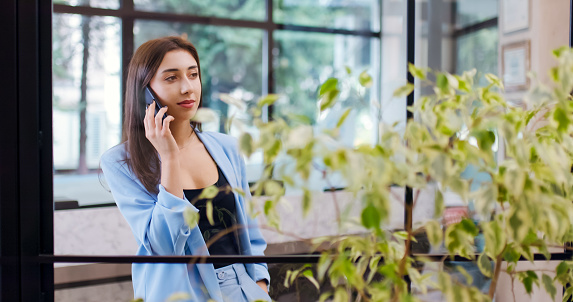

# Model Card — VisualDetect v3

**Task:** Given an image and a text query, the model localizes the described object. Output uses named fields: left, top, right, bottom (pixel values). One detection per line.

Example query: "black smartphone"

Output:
left=144, top=85, right=168, bottom=121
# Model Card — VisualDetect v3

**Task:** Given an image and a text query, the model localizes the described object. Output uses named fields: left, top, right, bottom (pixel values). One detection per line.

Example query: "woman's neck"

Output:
left=169, top=119, right=195, bottom=148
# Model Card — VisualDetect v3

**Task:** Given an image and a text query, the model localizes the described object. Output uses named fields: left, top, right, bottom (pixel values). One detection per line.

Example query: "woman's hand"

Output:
left=143, top=101, right=177, bottom=158
left=144, top=101, right=184, bottom=198
left=256, top=280, right=269, bottom=294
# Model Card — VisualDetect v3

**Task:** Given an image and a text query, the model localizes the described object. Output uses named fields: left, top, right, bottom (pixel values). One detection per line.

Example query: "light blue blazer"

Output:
left=100, top=131, right=270, bottom=302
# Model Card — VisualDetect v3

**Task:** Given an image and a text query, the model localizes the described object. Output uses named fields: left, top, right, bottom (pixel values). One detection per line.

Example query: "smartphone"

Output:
left=144, top=85, right=168, bottom=121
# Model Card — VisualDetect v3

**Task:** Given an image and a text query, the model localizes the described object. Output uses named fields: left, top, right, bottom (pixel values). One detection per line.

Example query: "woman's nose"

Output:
left=180, top=78, right=193, bottom=95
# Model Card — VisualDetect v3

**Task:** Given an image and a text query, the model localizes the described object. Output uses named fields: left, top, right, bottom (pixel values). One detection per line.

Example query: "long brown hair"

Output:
left=122, top=36, right=203, bottom=194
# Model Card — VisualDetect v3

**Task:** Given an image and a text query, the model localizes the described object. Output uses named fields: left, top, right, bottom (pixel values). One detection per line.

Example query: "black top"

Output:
left=183, top=166, right=240, bottom=268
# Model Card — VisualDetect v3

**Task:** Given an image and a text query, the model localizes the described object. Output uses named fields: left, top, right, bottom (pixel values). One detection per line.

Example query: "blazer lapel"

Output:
left=196, top=131, right=238, bottom=188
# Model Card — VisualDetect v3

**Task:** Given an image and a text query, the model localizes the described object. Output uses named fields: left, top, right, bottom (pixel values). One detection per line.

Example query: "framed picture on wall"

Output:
left=502, top=40, right=530, bottom=92
left=502, top=0, right=530, bottom=34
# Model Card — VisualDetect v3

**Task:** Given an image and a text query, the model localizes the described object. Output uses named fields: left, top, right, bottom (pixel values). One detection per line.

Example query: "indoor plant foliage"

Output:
left=231, top=47, right=573, bottom=302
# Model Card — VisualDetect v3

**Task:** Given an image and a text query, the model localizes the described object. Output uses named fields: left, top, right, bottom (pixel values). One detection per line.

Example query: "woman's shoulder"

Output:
left=100, top=142, right=128, bottom=168
left=198, top=131, right=239, bottom=150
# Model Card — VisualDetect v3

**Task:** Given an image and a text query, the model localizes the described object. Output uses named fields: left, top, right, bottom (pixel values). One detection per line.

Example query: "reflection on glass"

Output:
left=52, top=13, right=120, bottom=205
left=273, top=0, right=380, bottom=31
left=134, top=0, right=265, bottom=21
left=274, top=30, right=380, bottom=147
left=53, top=0, right=120, bottom=10
left=134, top=20, right=264, bottom=180
left=455, top=0, right=498, bottom=28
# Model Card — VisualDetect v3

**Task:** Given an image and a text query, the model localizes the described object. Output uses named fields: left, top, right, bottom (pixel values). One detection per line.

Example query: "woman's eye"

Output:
left=189, top=73, right=198, bottom=79
left=165, top=76, right=176, bottom=81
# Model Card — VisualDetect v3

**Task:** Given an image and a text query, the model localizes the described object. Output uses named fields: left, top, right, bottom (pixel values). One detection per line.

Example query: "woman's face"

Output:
left=148, top=49, right=201, bottom=121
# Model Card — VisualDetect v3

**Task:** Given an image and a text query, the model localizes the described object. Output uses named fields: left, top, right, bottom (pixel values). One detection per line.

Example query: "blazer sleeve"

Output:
left=100, top=153, right=197, bottom=256
left=238, top=152, right=271, bottom=284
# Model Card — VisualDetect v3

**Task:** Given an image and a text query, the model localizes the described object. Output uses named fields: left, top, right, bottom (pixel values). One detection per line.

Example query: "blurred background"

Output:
left=50, top=0, right=569, bottom=301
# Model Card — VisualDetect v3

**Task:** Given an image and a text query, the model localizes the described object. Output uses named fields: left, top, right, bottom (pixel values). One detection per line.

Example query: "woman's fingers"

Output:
left=155, top=106, right=168, bottom=131
left=162, top=115, right=175, bottom=136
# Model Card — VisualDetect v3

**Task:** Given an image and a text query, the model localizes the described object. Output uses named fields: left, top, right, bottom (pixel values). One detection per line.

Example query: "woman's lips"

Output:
left=177, top=100, right=195, bottom=108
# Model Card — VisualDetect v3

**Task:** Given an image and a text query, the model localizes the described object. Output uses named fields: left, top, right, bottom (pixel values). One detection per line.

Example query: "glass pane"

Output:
left=456, top=27, right=499, bottom=83
left=274, top=30, right=380, bottom=143
left=456, top=0, right=498, bottom=28
left=273, top=30, right=380, bottom=192
left=53, top=0, right=119, bottom=10
left=134, top=0, right=265, bottom=21
left=413, top=1, right=500, bottom=258
left=52, top=13, right=121, bottom=206
left=273, top=0, right=380, bottom=31
left=134, top=20, right=264, bottom=181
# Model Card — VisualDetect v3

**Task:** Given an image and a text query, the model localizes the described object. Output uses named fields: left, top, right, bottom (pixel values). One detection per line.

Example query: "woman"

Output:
left=100, top=36, right=271, bottom=302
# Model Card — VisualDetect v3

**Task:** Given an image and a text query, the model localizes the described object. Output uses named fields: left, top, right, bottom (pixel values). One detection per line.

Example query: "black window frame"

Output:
left=1, top=0, right=573, bottom=301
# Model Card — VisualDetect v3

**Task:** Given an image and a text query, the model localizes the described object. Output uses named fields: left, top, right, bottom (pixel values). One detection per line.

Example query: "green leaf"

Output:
left=257, top=94, right=280, bottom=108
left=519, top=271, right=539, bottom=295
left=485, top=73, right=504, bottom=89
left=218, top=93, right=246, bottom=111
left=434, top=189, right=444, bottom=219
left=483, top=219, right=506, bottom=259
left=333, top=287, right=349, bottom=302
left=459, top=218, right=479, bottom=236
left=445, top=73, right=459, bottom=89
left=190, top=108, right=218, bottom=123
left=474, top=130, right=496, bottom=152
left=239, top=132, right=254, bottom=157
left=393, top=231, right=411, bottom=241
left=436, top=73, right=448, bottom=92
left=554, top=107, right=570, bottom=132
left=199, top=185, right=219, bottom=199
left=302, top=189, right=312, bottom=217
left=563, top=286, right=573, bottom=302
left=183, top=207, right=199, bottom=228
left=361, top=203, right=381, bottom=230
left=166, top=292, right=192, bottom=301
left=319, top=78, right=339, bottom=96
left=542, top=274, right=557, bottom=300
left=359, top=70, right=373, bottom=88
left=393, top=83, right=414, bottom=98
left=264, top=200, right=273, bottom=216
left=345, top=66, right=352, bottom=75
left=206, top=201, right=214, bottom=225
left=553, top=46, right=569, bottom=57
left=336, top=108, right=352, bottom=128
left=425, top=220, right=443, bottom=247
left=319, top=89, right=340, bottom=112
left=477, top=253, right=493, bottom=278
left=264, top=180, right=284, bottom=196
left=302, top=269, right=320, bottom=290
left=550, top=67, right=560, bottom=82
left=556, top=261, right=568, bottom=277
left=408, top=63, right=426, bottom=80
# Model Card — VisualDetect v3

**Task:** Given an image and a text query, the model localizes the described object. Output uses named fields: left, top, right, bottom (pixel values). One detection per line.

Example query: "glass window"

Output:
left=273, top=0, right=381, bottom=31
left=274, top=30, right=380, bottom=146
left=134, top=20, right=265, bottom=181
left=455, top=0, right=498, bottom=28
left=456, top=27, right=498, bottom=81
left=53, top=13, right=121, bottom=206
left=134, top=0, right=266, bottom=21
left=53, top=0, right=120, bottom=10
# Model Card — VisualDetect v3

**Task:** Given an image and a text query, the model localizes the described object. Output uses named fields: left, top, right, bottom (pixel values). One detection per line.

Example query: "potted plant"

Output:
left=231, top=47, right=573, bottom=302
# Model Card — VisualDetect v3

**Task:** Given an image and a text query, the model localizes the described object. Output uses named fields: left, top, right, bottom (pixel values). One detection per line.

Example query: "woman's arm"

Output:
left=101, top=153, right=197, bottom=256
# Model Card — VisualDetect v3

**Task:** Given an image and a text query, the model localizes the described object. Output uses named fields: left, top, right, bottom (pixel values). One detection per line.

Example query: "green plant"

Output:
left=234, top=47, right=573, bottom=301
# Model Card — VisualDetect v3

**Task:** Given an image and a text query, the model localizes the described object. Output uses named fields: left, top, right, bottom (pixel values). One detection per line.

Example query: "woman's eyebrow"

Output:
left=160, top=65, right=198, bottom=73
